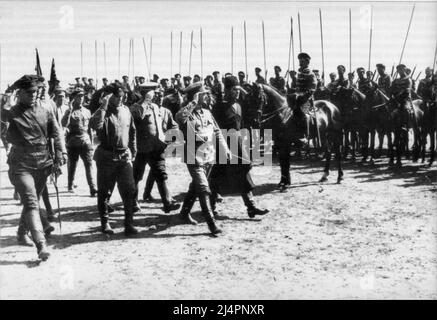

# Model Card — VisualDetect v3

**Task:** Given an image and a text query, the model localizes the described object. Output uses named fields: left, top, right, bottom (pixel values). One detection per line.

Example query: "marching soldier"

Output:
left=61, top=88, right=97, bottom=196
left=130, top=83, right=180, bottom=213
left=175, top=83, right=230, bottom=235
left=1, top=75, right=66, bottom=260
left=269, top=66, right=286, bottom=94
left=255, top=67, right=266, bottom=84
left=89, top=82, right=138, bottom=236
left=288, top=52, right=317, bottom=145
left=376, top=64, right=392, bottom=96
left=209, top=76, right=269, bottom=218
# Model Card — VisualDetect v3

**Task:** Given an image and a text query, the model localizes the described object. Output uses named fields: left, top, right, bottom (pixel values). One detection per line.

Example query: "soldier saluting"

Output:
left=1, top=75, right=66, bottom=260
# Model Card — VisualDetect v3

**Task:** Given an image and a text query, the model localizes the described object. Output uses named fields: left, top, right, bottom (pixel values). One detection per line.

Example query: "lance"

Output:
left=103, top=41, right=107, bottom=78
left=319, top=9, right=325, bottom=81
left=80, top=42, right=83, bottom=78
left=188, top=31, right=193, bottom=77
left=200, top=28, right=203, bottom=79
left=415, top=71, right=422, bottom=82
left=394, top=4, right=416, bottom=79
left=349, top=9, right=352, bottom=73
left=298, top=12, right=302, bottom=52
left=170, top=31, right=173, bottom=78
left=286, top=17, right=292, bottom=82
left=149, top=37, right=153, bottom=78
left=410, top=65, right=417, bottom=78
left=118, top=38, right=121, bottom=79
left=244, top=21, right=248, bottom=82
left=132, top=38, right=135, bottom=81
left=432, top=40, right=437, bottom=74
left=368, top=5, right=373, bottom=71
left=142, top=37, right=150, bottom=80
left=262, top=21, right=267, bottom=80
left=128, top=38, right=132, bottom=78
left=231, top=26, right=234, bottom=75
left=178, top=31, right=183, bottom=75
left=390, top=64, right=395, bottom=77
left=94, top=40, right=98, bottom=86
left=372, top=69, right=377, bottom=81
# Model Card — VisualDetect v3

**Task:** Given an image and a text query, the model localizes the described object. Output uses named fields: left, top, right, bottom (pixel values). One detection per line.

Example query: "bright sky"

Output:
left=0, top=0, right=436, bottom=90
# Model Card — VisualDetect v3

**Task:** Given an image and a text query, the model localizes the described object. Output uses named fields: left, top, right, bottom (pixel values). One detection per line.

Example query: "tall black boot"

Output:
left=124, top=211, right=138, bottom=236
left=241, top=191, right=269, bottom=218
left=179, top=186, right=198, bottom=225
left=98, top=192, right=114, bottom=235
left=198, top=192, right=222, bottom=235
left=67, top=158, right=78, bottom=191
left=156, top=179, right=180, bottom=213
left=143, top=171, right=156, bottom=202
left=25, top=207, right=50, bottom=260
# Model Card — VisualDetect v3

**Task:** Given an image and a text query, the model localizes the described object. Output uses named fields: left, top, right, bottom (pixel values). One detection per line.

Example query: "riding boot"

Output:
left=156, top=179, right=180, bottom=213
left=25, top=208, right=50, bottom=260
left=198, top=192, right=222, bottom=235
left=179, top=187, right=198, bottom=225
left=124, top=211, right=138, bottom=236
left=67, top=158, right=78, bottom=191
left=39, top=209, right=55, bottom=237
left=17, top=213, right=34, bottom=246
left=143, top=171, right=155, bottom=202
left=241, top=191, right=269, bottom=218
left=41, top=186, right=55, bottom=220
left=132, top=185, right=142, bottom=214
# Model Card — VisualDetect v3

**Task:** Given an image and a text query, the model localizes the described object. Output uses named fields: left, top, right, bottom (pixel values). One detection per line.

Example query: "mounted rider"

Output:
left=389, top=64, right=413, bottom=130
left=376, top=63, right=392, bottom=96
left=417, top=67, right=434, bottom=105
left=287, top=52, right=317, bottom=145
left=269, top=66, right=286, bottom=94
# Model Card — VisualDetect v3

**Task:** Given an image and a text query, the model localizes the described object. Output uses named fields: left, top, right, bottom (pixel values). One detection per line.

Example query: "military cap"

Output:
left=312, top=69, right=319, bottom=73
left=122, top=75, right=129, bottom=79
left=255, top=67, right=262, bottom=73
left=180, top=82, right=209, bottom=97
left=376, top=63, right=385, bottom=69
left=82, top=77, right=88, bottom=80
left=137, top=82, right=160, bottom=93
left=396, top=64, right=406, bottom=70
left=54, top=85, right=66, bottom=94
left=238, top=71, right=245, bottom=77
left=223, top=75, right=239, bottom=90
left=139, top=76, right=145, bottom=80
left=70, top=87, right=85, bottom=99
left=102, top=77, right=108, bottom=81
left=274, top=66, right=281, bottom=72
left=356, top=67, right=365, bottom=72
left=75, top=77, right=80, bottom=81
left=174, top=73, right=181, bottom=78
left=297, top=52, right=311, bottom=60
left=13, top=74, right=45, bottom=91
left=183, top=76, right=192, bottom=81
left=329, top=72, right=336, bottom=77
left=337, top=65, right=346, bottom=72
left=212, top=71, right=220, bottom=76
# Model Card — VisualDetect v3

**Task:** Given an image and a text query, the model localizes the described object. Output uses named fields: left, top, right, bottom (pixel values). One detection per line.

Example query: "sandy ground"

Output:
left=0, top=144, right=436, bottom=300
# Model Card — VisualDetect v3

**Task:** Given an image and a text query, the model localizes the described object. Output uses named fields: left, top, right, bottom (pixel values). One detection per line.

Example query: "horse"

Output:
left=245, top=83, right=343, bottom=189
left=330, top=87, right=367, bottom=161
left=419, top=99, right=437, bottom=165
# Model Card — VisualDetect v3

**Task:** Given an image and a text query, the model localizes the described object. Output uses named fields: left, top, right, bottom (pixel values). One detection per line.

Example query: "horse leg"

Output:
left=343, top=130, right=349, bottom=160
left=320, top=141, right=331, bottom=182
left=388, top=131, right=394, bottom=166
left=350, top=131, right=356, bottom=161
left=369, top=129, right=376, bottom=165
left=278, top=144, right=291, bottom=191
left=336, top=133, right=344, bottom=184
left=376, top=129, right=384, bottom=158
left=361, top=129, right=369, bottom=163
left=429, top=130, right=435, bottom=166
left=395, top=129, right=404, bottom=168
left=412, top=126, right=420, bottom=162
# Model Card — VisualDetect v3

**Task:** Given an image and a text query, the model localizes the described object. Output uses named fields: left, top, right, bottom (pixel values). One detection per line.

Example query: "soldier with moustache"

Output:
left=1, top=75, right=67, bottom=260
left=129, top=83, right=180, bottom=213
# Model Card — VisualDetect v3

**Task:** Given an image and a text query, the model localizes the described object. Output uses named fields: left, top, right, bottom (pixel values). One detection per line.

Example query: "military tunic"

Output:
left=377, top=73, right=392, bottom=96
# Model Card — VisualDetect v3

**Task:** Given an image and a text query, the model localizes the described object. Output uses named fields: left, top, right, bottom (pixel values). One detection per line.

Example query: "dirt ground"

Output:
left=1, top=144, right=436, bottom=300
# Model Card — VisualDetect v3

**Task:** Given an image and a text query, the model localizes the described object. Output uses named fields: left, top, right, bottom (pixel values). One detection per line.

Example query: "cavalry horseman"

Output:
left=288, top=52, right=317, bottom=146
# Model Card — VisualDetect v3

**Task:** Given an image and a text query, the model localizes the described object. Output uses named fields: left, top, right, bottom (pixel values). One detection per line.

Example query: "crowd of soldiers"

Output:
left=1, top=50, right=436, bottom=261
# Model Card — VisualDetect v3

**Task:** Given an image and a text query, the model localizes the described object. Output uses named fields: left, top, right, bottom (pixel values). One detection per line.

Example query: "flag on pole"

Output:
left=48, top=58, right=59, bottom=96
left=35, top=48, right=42, bottom=76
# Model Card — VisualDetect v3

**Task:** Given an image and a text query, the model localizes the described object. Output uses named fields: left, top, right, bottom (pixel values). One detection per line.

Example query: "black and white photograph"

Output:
left=0, top=0, right=436, bottom=302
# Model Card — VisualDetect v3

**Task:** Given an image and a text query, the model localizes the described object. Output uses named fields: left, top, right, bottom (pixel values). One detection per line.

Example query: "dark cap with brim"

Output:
left=396, top=64, right=406, bottom=70
left=13, top=74, right=45, bottom=91
left=137, top=82, right=160, bottom=93
left=180, top=82, right=209, bottom=98
left=297, top=52, right=311, bottom=60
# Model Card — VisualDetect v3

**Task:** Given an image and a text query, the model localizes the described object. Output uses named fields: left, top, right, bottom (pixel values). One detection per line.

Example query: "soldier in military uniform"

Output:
left=175, top=83, right=230, bottom=235
left=313, top=69, right=323, bottom=90
left=61, top=88, right=97, bottom=196
left=209, top=76, right=269, bottom=218
left=417, top=67, right=434, bottom=104
left=193, top=74, right=202, bottom=83
left=238, top=71, right=248, bottom=87
left=288, top=52, right=317, bottom=144
left=1, top=75, right=66, bottom=260
left=348, top=71, right=357, bottom=89
left=326, top=72, right=337, bottom=92
left=204, top=75, right=214, bottom=90
left=89, top=82, right=138, bottom=235
left=74, top=77, right=83, bottom=89
left=183, top=76, right=192, bottom=88
left=255, top=67, right=266, bottom=84
left=130, top=83, right=180, bottom=213
left=270, top=66, right=286, bottom=94
left=357, top=67, right=377, bottom=97
left=376, top=64, right=392, bottom=96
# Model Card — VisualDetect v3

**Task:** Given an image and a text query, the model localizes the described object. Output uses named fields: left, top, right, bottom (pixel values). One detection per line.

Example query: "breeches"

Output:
left=133, top=151, right=167, bottom=184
